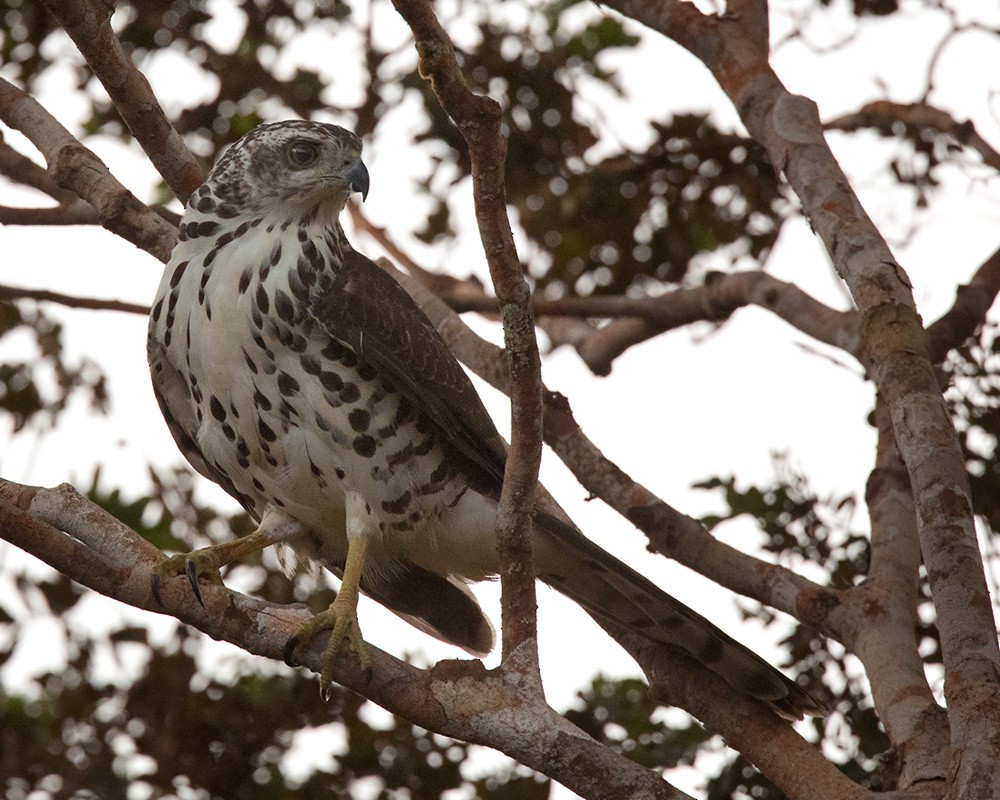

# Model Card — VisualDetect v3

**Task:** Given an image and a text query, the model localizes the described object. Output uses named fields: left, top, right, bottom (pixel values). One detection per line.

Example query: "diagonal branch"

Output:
left=0, top=477, right=688, bottom=800
left=392, top=0, right=544, bottom=667
left=0, top=77, right=176, bottom=261
left=38, top=0, right=205, bottom=202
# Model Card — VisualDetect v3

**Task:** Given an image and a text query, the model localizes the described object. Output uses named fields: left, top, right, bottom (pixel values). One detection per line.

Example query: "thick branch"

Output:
left=0, top=478, right=687, bottom=800
left=0, top=201, right=99, bottom=225
left=0, top=78, right=176, bottom=261
left=38, top=0, right=205, bottom=202
left=837, top=399, right=950, bottom=790
left=602, top=2, right=1000, bottom=788
left=392, top=0, right=543, bottom=666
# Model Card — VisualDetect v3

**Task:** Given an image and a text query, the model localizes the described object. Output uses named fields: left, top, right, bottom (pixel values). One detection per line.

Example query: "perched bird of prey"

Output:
left=147, top=120, right=822, bottom=719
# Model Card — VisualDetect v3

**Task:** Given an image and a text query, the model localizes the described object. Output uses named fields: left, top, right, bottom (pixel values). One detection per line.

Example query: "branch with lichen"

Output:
left=391, top=0, right=544, bottom=667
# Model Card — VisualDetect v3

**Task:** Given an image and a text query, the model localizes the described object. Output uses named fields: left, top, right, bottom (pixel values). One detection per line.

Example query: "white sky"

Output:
left=1, top=0, right=999, bottom=797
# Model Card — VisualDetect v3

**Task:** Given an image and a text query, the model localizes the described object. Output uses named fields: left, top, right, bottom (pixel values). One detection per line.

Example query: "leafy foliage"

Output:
left=0, top=301, right=108, bottom=434
left=945, top=321, right=1000, bottom=535
left=696, top=458, right=897, bottom=793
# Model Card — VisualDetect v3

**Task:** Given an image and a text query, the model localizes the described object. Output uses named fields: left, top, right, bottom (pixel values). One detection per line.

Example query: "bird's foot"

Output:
left=151, top=547, right=225, bottom=607
left=284, top=597, right=372, bottom=699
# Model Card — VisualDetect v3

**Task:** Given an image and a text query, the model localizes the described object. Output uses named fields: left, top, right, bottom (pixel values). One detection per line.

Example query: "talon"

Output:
left=151, top=572, right=164, bottom=606
left=283, top=635, right=301, bottom=667
left=151, top=549, right=223, bottom=605
left=186, top=558, right=206, bottom=607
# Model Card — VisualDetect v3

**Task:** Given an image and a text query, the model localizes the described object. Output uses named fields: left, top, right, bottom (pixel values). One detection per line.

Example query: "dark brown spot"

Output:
left=394, top=397, right=412, bottom=426
left=357, top=361, right=377, bottom=381
left=300, top=355, right=321, bottom=375
left=353, top=435, right=376, bottom=458
left=387, top=442, right=414, bottom=468
left=238, top=267, right=252, bottom=294
left=277, top=372, right=299, bottom=396
left=319, top=371, right=343, bottom=392
left=209, top=396, right=226, bottom=422
left=348, top=408, right=370, bottom=432
left=381, top=491, right=411, bottom=515
left=169, top=260, right=189, bottom=288
left=258, top=418, right=277, bottom=442
left=274, top=289, right=295, bottom=324
left=243, top=351, right=259, bottom=374
left=255, top=284, right=269, bottom=314
left=253, top=387, right=273, bottom=412
left=340, top=382, right=360, bottom=403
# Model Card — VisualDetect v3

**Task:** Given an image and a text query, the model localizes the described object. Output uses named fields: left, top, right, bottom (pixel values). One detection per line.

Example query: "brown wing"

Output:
left=309, top=249, right=508, bottom=492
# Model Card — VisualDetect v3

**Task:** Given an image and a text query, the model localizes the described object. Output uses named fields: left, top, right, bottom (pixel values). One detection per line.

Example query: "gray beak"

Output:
left=345, top=159, right=370, bottom=201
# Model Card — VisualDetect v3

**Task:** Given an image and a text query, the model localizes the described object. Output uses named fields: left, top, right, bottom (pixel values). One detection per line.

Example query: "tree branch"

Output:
left=841, top=399, right=950, bottom=790
left=38, top=0, right=205, bottom=203
left=0, top=478, right=692, bottom=800
left=0, top=134, right=79, bottom=203
left=0, top=201, right=99, bottom=225
left=601, top=3, right=1000, bottom=790
left=825, top=100, right=1000, bottom=173
left=392, top=0, right=544, bottom=668
left=0, top=283, right=150, bottom=315
left=0, top=77, right=176, bottom=261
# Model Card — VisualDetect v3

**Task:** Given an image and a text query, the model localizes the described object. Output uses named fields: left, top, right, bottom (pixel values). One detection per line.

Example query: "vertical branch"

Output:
left=391, top=0, right=543, bottom=669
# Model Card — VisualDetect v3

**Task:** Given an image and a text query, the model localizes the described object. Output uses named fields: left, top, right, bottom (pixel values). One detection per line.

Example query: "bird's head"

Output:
left=205, top=120, right=369, bottom=217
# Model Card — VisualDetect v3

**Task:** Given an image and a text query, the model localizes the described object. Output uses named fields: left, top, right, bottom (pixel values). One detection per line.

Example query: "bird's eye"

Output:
left=287, top=141, right=319, bottom=167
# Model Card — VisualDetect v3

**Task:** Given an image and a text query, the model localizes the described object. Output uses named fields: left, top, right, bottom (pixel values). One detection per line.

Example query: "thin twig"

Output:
left=0, top=284, right=149, bottom=315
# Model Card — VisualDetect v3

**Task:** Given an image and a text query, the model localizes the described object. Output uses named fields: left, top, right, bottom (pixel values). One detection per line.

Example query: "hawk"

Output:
left=147, top=120, right=822, bottom=718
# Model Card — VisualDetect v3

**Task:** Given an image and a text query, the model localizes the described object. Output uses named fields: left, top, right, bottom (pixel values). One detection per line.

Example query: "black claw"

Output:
left=320, top=681, right=333, bottom=702
left=362, top=665, right=373, bottom=685
left=151, top=573, right=164, bottom=606
left=283, top=636, right=300, bottom=667
left=186, top=559, right=205, bottom=607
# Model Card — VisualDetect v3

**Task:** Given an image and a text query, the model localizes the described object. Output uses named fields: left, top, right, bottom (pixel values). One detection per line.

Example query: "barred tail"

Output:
left=533, top=512, right=825, bottom=720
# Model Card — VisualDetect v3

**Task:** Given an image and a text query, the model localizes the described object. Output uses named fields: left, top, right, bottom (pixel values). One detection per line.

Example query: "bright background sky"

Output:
left=1, top=0, right=999, bottom=796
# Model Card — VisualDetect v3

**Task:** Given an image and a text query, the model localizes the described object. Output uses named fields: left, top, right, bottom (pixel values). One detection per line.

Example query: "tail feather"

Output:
left=326, top=557, right=496, bottom=657
left=533, top=512, right=826, bottom=719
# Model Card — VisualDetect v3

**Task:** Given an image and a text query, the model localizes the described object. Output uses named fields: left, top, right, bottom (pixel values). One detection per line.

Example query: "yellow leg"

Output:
left=152, top=506, right=302, bottom=605
left=284, top=536, right=371, bottom=699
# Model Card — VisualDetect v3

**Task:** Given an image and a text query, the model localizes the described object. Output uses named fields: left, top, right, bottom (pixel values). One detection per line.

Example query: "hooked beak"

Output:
left=345, top=158, right=370, bottom=201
